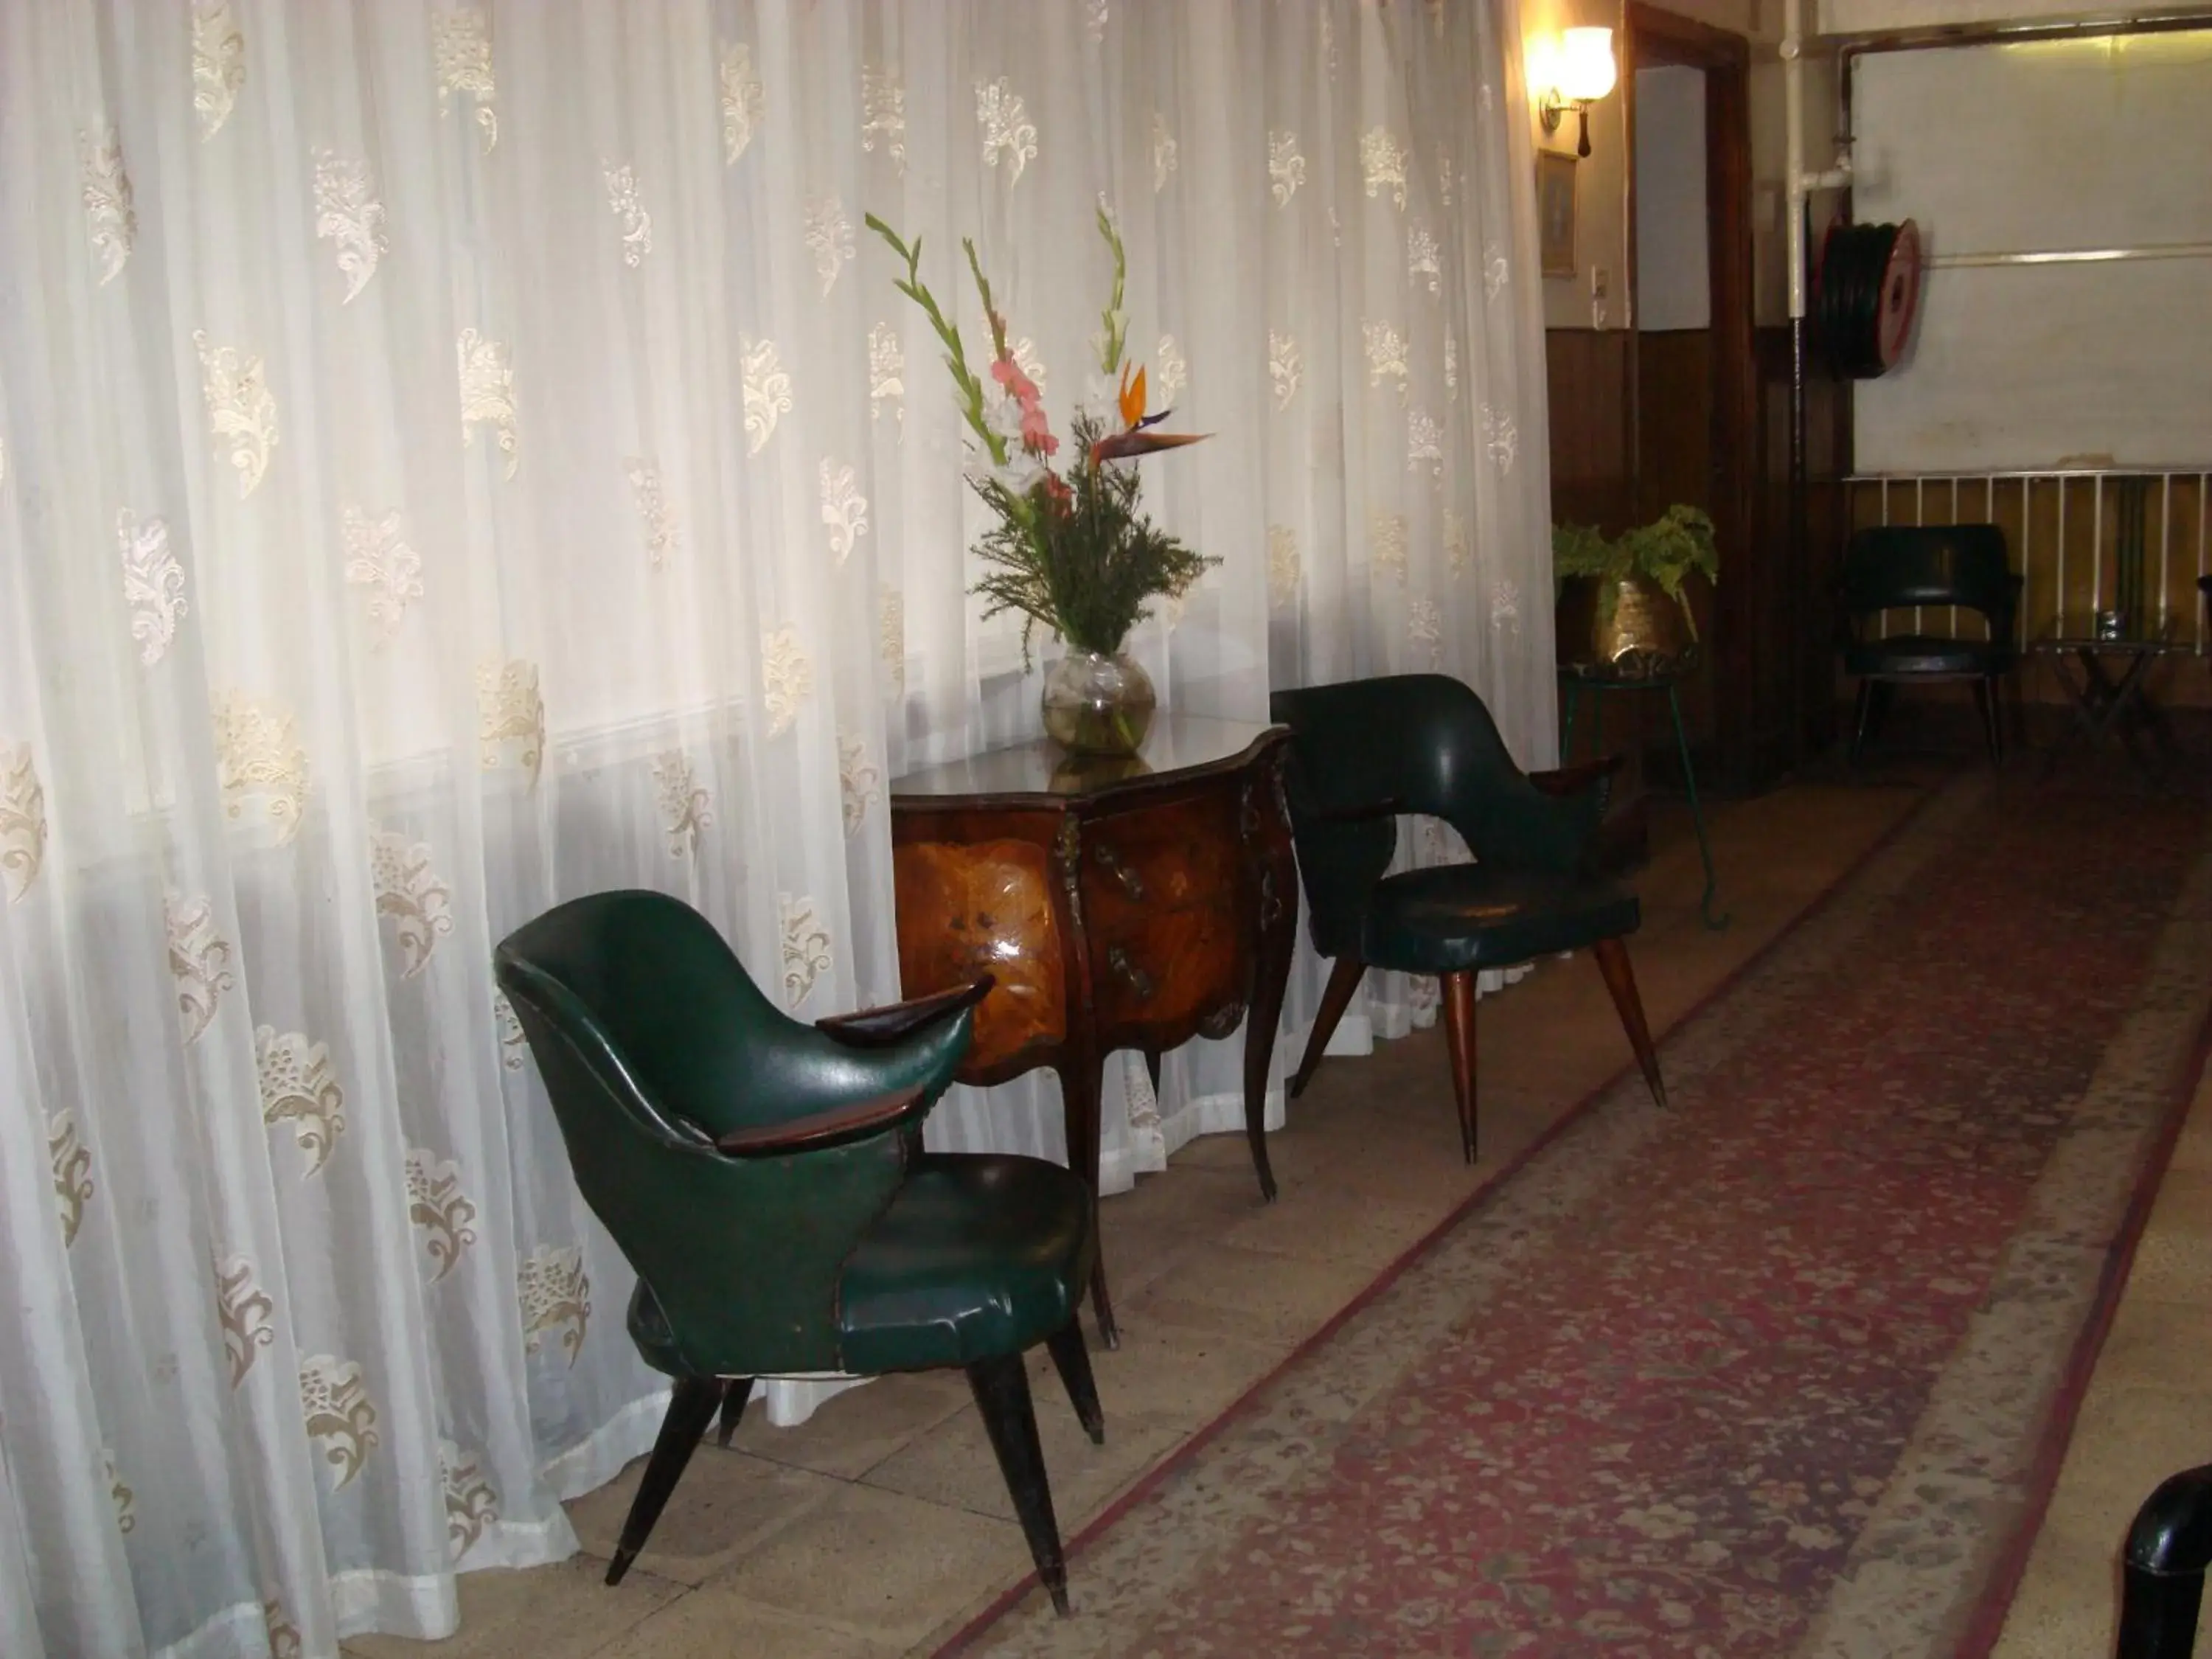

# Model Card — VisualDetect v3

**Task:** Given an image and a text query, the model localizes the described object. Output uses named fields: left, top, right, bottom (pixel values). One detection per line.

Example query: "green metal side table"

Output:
left=1559, top=661, right=1728, bottom=931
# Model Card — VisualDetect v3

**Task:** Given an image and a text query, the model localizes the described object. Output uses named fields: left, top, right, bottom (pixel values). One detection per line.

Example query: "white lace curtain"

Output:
left=0, top=1, right=1551, bottom=1652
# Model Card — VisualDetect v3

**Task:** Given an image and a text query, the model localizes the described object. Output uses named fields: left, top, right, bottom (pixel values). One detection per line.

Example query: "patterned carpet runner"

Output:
left=950, top=776, right=2212, bottom=1658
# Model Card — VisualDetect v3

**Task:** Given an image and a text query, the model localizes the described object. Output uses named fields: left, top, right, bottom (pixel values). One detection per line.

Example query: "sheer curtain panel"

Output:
left=0, top=1, right=1552, bottom=1651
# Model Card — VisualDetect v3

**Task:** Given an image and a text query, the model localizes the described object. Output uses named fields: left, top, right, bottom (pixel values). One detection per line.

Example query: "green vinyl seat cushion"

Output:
left=1361, top=863, right=1641, bottom=975
left=1844, top=633, right=2010, bottom=679
left=835, top=1154, right=1096, bottom=1374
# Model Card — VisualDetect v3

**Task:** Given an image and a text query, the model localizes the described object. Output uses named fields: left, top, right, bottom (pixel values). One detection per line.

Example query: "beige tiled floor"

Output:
left=349, top=774, right=2205, bottom=1659
left=1992, top=1090, right=2212, bottom=1657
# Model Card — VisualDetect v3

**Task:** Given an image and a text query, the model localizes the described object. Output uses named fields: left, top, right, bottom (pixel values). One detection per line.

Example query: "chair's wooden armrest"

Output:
left=1528, top=755, right=1627, bottom=798
left=714, top=1086, right=929, bottom=1157
left=815, top=976, right=994, bottom=1048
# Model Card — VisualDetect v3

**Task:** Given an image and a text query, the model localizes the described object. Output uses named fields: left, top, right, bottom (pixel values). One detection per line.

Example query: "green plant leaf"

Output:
left=968, top=414, right=1217, bottom=665
left=1550, top=504, right=1717, bottom=635
left=1094, top=201, right=1128, bottom=378
left=869, top=213, right=1008, bottom=466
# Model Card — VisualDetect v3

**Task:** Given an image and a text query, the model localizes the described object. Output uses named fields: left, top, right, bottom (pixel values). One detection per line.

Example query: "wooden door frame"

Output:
left=1623, top=4, right=1760, bottom=787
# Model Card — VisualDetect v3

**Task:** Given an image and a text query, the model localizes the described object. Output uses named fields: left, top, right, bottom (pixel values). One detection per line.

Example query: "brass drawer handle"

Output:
left=1093, top=841, right=1147, bottom=901
left=1106, top=945, right=1155, bottom=1001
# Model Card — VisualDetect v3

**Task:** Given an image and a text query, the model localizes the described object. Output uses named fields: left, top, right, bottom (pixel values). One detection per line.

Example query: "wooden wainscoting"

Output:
left=1546, top=327, right=1635, bottom=537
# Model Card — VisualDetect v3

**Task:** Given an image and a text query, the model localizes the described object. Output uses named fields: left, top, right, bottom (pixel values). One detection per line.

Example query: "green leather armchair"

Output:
left=1269, top=674, right=1667, bottom=1161
left=495, top=891, right=1101, bottom=1613
left=1840, top=524, right=2021, bottom=766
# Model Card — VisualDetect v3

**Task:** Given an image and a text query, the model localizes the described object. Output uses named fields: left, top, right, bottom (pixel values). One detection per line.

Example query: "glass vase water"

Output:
left=1040, top=648, right=1157, bottom=757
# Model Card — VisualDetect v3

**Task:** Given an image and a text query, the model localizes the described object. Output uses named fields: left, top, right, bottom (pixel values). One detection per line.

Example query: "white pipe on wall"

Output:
left=1781, top=0, right=1851, bottom=320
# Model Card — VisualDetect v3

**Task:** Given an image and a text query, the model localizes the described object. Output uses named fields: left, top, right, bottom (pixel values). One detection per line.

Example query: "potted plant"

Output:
left=868, top=208, right=1214, bottom=756
left=1552, top=504, right=1719, bottom=678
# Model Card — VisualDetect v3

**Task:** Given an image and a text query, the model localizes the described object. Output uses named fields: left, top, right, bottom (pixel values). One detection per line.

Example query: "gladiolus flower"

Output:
left=992, top=356, right=1037, bottom=406
left=993, top=355, right=1057, bottom=457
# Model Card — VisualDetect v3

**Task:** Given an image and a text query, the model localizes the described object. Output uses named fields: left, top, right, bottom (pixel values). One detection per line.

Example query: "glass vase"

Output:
left=1040, top=648, right=1157, bottom=757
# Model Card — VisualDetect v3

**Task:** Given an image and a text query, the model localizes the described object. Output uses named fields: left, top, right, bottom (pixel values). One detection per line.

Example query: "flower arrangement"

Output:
left=865, top=206, right=1214, bottom=674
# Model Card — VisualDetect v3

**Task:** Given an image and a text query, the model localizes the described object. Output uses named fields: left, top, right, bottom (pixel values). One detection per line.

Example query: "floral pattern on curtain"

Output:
left=0, top=1, right=1552, bottom=1652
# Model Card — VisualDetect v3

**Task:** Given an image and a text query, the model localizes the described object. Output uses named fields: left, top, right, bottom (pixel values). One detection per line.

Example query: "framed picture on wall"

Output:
left=1537, top=150, right=1577, bottom=277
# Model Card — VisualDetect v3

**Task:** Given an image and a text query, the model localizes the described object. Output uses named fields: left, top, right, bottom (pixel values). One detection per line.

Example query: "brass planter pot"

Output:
left=1557, top=573, right=1700, bottom=679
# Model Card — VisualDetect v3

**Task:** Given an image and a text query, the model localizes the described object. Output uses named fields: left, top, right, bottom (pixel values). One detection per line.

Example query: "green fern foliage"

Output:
left=1551, top=505, right=1719, bottom=637
left=971, top=414, right=1216, bottom=664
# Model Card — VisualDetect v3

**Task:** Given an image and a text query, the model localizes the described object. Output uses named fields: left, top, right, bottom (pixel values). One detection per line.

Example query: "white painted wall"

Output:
left=1634, top=66, right=1712, bottom=330
left=1851, top=30, right=2212, bottom=471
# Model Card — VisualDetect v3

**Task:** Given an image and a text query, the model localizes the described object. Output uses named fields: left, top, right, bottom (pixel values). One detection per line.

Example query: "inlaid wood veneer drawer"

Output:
left=1086, top=899, right=1242, bottom=1031
left=1077, top=796, right=1240, bottom=933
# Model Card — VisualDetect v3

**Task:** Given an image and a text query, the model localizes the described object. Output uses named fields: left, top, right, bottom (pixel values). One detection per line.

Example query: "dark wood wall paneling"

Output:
left=1756, top=327, right=1851, bottom=762
left=1635, top=329, right=1719, bottom=745
left=1541, top=4, right=1846, bottom=794
left=1545, top=327, right=1635, bottom=538
left=1635, top=332, right=1716, bottom=528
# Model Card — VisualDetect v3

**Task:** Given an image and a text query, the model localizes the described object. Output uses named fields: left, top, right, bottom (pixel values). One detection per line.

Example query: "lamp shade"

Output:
left=1558, top=27, right=1618, bottom=101
left=1524, top=33, right=1561, bottom=100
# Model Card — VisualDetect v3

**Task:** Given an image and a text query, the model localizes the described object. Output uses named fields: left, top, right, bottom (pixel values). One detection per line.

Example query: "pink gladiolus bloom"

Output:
left=990, top=357, right=1037, bottom=404
left=992, top=355, right=1055, bottom=456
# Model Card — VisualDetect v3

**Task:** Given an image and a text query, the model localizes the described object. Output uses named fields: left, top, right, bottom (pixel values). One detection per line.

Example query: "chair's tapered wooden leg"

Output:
left=1868, top=680, right=1896, bottom=746
left=1849, top=679, right=1875, bottom=765
left=1054, top=1057, right=1118, bottom=1349
left=714, top=1377, right=755, bottom=1447
left=1972, top=678, right=2002, bottom=768
left=968, top=1353, right=1071, bottom=1616
left=1085, top=1254, right=1117, bottom=1353
left=1289, top=956, right=1366, bottom=1099
left=1592, top=937, right=1668, bottom=1110
left=1045, top=1319, right=1105, bottom=1445
left=1440, top=970, right=1479, bottom=1164
left=607, top=1377, right=723, bottom=1585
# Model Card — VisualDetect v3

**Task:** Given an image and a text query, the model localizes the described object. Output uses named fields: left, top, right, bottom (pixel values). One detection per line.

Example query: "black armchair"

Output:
left=1268, top=675, right=1667, bottom=1162
left=495, top=891, right=1100, bottom=1613
left=1840, top=523, right=2022, bottom=766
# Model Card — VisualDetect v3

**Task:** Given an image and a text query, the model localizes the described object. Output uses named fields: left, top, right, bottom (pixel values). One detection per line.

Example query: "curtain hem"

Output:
left=540, top=1388, right=669, bottom=1506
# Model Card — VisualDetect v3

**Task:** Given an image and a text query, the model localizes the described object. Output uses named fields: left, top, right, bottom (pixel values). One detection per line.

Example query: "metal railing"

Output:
left=1844, top=470, right=2212, bottom=653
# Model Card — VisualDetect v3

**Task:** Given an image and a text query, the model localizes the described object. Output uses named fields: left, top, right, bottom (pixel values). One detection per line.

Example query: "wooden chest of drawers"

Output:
left=889, top=718, right=1296, bottom=1344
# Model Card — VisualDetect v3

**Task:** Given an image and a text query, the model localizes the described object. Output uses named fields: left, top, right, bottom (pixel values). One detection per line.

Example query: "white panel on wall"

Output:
left=1851, top=31, right=2212, bottom=472
left=1635, top=66, right=1711, bottom=332
left=1821, top=0, right=2212, bottom=35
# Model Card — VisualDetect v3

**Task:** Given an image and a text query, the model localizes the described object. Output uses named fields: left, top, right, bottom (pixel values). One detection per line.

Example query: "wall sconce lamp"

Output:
left=1538, top=27, right=1618, bottom=159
